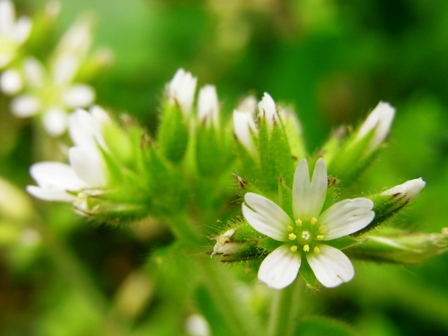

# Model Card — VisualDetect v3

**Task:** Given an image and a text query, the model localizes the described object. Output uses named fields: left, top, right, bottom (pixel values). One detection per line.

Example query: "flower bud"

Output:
left=349, top=227, right=447, bottom=264
left=356, top=101, right=395, bottom=155
left=198, top=85, right=219, bottom=129
left=166, top=68, right=197, bottom=117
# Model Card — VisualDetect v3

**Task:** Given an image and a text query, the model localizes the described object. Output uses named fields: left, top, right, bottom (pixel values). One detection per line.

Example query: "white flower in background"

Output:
left=0, top=0, right=32, bottom=68
left=27, top=107, right=110, bottom=210
left=185, top=314, right=210, bottom=336
left=242, top=158, right=375, bottom=289
left=356, top=101, right=395, bottom=154
left=10, top=56, right=95, bottom=136
left=167, top=68, right=197, bottom=117
left=198, top=84, right=219, bottom=128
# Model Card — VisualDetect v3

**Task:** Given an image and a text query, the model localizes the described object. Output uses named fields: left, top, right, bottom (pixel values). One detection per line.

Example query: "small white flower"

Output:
left=242, top=158, right=375, bottom=289
left=381, top=178, right=425, bottom=210
left=357, top=101, right=395, bottom=154
left=0, top=0, right=32, bottom=68
left=198, top=85, right=219, bottom=128
left=27, top=107, right=110, bottom=206
left=167, top=68, right=197, bottom=117
left=10, top=56, right=95, bottom=136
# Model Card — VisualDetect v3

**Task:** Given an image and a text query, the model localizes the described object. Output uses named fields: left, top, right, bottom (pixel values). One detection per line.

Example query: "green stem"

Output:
left=35, top=219, right=131, bottom=336
left=195, top=255, right=263, bottom=336
left=268, top=277, right=302, bottom=336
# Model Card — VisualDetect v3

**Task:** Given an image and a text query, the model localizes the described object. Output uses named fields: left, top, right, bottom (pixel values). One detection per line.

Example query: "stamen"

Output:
left=314, top=246, right=320, bottom=253
left=301, top=231, right=310, bottom=240
left=287, top=225, right=294, bottom=232
left=317, top=234, right=324, bottom=240
left=290, top=245, right=298, bottom=252
left=318, top=225, right=327, bottom=234
left=288, top=233, right=297, bottom=241
left=311, top=217, right=318, bottom=225
left=295, top=219, right=302, bottom=226
left=303, top=244, right=310, bottom=252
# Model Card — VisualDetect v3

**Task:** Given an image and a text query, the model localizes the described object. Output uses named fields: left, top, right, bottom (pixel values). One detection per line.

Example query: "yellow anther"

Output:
left=295, top=219, right=302, bottom=226
left=314, top=246, right=320, bottom=253
left=288, top=233, right=297, bottom=241
left=303, top=244, right=310, bottom=252
left=311, top=217, right=318, bottom=225
left=287, top=225, right=294, bottom=232
left=317, top=234, right=324, bottom=240
left=290, top=245, right=298, bottom=253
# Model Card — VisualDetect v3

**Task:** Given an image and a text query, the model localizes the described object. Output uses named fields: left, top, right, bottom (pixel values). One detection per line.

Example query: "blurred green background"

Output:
left=2, top=0, right=448, bottom=335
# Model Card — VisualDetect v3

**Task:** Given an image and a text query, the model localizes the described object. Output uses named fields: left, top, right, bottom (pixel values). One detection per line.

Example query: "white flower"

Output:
left=242, top=158, right=374, bottom=289
left=27, top=107, right=110, bottom=207
left=10, top=56, right=95, bottom=136
left=167, top=68, right=197, bottom=117
left=0, top=0, right=32, bottom=68
left=381, top=178, right=425, bottom=209
left=357, top=101, right=395, bottom=154
left=198, top=85, right=219, bottom=128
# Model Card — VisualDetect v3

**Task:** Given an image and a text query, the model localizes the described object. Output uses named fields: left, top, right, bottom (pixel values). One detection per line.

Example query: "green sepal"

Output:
left=299, top=257, right=319, bottom=291
left=196, top=125, right=233, bottom=178
left=157, top=103, right=189, bottom=163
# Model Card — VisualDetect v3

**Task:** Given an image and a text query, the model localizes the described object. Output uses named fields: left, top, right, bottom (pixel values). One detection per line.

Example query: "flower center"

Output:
left=287, top=217, right=326, bottom=254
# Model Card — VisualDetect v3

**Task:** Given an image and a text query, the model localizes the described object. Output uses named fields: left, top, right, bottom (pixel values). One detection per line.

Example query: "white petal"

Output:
left=43, top=108, right=67, bottom=137
left=258, top=244, right=301, bottom=289
left=29, top=162, right=85, bottom=190
left=68, top=109, right=105, bottom=148
left=319, top=198, right=374, bottom=240
left=233, top=109, right=257, bottom=157
left=242, top=192, right=293, bottom=241
left=258, top=92, right=277, bottom=129
left=358, top=101, right=395, bottom=153
left=307, top=244, right=354, bottom=288
left=237, top=95, right=257, bottom=114
left=63, top=84, right=95, bottom=107
left=90, top=105, right=111, bottom=124
left=14, top=16, right=32, bottom=43
left=26, top=185, right=74, bottom=202
left=10, top=95, right=40, bottom=117
left=0, top=69, right=23, bottom=94
left=198, top=85, right=219, bottom=128
left=0, top=1, right=14, bottom=35
left=381, top=178, right=425, bottom=203
left=23, top=57, right=44, bottom=88
left=69, top=147, right=106, bottom=187
left=52, top=55, right=78, bottom=84
left=167, top=68, right=197, bottom=117
left=292, top=158, right=327, bottom=220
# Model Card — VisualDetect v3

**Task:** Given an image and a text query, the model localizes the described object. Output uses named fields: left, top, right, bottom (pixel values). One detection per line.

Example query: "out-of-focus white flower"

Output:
left=27, top=107, right=110, bottom=208
left=185, top=314, right=210, bottom=336
left=0, top=0, right=32, bottom=68
left=0, top=68, right=23, bottom=94
left=356, top=101, right=395, bottom=154
left=198, top=85, right=219, bottom=128
left=242, top=158, right=374, bottom=289
left=10, top=56, right=95, bottom=136
left=167, top=68, right=197, bottom=117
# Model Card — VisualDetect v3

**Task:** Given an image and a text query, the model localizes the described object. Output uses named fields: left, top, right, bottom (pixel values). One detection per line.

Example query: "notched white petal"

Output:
left=11, top=95, right=40, bottom=117
left=243, top=192, right=293, bottom=240
left=307, top=245, right=354, bottom=288
left=319, top=198, right=374, bottom=240
left=63, top=84, right=95, bottom=107
left=26, top=185, right=74, bottom=202
left=258, top=245, right=301, bottom=289
left=69, top=147, right=106, bottom=187
left=293, top=158, right=327, bottom=219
